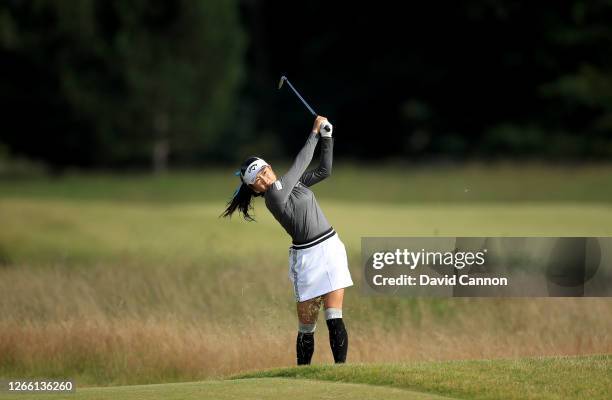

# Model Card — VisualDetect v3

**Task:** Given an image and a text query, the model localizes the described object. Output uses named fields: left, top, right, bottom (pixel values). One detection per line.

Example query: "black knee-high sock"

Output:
left=296, top=332, right=315, bottom=365
left=326, top=318, right=348, bottom=363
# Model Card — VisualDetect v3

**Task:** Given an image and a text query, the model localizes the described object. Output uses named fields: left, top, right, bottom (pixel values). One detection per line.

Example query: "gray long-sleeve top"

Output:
left=265, top=133, right=333, bottom=244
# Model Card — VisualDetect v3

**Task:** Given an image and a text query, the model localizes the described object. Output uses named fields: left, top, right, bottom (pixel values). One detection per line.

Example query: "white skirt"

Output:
left=288, top=228, right=353, bottom=302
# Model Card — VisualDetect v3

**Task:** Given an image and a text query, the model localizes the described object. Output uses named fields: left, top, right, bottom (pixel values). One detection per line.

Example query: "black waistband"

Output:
left=291, top=227, right=336, bottom=250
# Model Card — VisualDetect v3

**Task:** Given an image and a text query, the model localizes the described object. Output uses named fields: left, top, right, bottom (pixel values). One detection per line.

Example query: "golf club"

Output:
left=278, top=75, right=332, bottom=134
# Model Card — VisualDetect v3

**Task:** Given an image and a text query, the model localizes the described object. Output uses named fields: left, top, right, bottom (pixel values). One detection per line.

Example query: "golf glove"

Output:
left=319, top=121, right=333, bottom=137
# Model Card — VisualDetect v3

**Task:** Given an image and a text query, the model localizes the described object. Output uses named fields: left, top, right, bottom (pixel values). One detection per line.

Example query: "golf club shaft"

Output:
left=284, top=79, right=317, bottom=116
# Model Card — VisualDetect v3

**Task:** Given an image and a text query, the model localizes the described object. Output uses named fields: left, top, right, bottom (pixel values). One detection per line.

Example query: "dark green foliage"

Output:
left=2, top=1, right=612, bottom=168
left=0, top=0, right=245, bottom=169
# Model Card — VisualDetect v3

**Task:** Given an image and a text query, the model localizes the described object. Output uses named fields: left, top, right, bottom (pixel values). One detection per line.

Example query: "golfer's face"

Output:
left=251, top=166, right=276, bottom=193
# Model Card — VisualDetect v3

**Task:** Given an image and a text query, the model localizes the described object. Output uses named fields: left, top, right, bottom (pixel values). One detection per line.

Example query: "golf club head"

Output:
left=277, top=75, right=318, bottom=116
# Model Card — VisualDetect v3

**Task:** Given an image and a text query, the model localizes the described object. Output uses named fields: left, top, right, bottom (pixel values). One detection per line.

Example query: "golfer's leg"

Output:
left=323, top=288, right=348, bottom=363
left=295, top=296, right=322, bottom=365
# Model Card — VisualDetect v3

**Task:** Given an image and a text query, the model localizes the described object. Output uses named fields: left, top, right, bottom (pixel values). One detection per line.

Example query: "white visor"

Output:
left=242, top=158, right=269, bottom=185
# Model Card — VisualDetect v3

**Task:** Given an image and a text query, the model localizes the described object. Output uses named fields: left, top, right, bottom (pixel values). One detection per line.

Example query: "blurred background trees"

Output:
left=0, top=0, right=244, bottom=171
left=1, top=0, right=611, bottom=171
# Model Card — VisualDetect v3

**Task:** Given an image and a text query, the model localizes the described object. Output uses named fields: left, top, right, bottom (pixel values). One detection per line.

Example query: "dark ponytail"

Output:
left=220, top=182, right=263, bottom=221
left=220, top=156, right=264, bottom=222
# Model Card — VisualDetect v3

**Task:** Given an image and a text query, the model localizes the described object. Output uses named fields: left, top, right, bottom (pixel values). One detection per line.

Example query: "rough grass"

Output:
left=1, top=199, right=611, bottom=385
left=1, top=165, right=612, bottom=386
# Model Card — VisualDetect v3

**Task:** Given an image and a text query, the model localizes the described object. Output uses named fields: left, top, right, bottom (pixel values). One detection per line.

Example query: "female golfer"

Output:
left=221, top=116, right=353, bottom=365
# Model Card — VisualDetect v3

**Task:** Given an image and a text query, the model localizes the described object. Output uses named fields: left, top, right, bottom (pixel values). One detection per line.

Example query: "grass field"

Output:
left=1, top=355, right=610, bottom=399
left=1, top=378, right=450, bottom=400
left=2, top=163, right=612, bottom=204
left=1, top=163, right=611, bottom=391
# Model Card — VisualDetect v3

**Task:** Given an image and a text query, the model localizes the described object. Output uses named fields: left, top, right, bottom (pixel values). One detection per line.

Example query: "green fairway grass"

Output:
left=1, top=355, right=609, bottom=400
left=235, top=355, right=612, bottom=400
left=1, top=199, right=612, bottom=267
left=1, top=163, right=612, bottom=204
left=0, top=378, right=451, bottom=400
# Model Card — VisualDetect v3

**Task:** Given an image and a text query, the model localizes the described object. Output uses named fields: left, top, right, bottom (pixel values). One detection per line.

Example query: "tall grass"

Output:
left=1, top=165, right=612, bottom=385
left=1, top=266, right=610, bottom=385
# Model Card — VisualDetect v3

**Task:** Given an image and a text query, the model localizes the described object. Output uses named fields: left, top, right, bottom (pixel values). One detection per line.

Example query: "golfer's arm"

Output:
left=281, top=132, right=319, bottom=190
left=300, top=137, right=333, bottom=187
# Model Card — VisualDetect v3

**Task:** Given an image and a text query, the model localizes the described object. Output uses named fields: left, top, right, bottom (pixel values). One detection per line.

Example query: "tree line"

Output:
left=1, top=1, right=611, bottom=170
